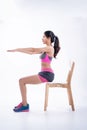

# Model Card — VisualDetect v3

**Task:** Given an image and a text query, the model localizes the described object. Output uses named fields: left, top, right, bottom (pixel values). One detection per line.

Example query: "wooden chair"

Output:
left=44, top=61, right=75, bottom=111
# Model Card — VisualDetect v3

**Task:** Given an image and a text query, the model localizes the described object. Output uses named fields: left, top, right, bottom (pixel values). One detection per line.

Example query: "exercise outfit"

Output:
left=13, top=52, right=54, bottom=112
left=38, top=52, right=54, bottom=82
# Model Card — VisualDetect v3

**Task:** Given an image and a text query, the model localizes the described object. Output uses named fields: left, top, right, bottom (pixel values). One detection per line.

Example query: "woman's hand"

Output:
left=7, top=49, right=17, bottom=52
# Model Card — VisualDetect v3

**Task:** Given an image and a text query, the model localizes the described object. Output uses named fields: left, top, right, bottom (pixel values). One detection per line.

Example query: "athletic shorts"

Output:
left=38, top=68, right=54, bottom=83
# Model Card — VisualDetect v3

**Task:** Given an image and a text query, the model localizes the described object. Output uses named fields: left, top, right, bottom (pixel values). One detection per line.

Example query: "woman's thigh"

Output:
left=19, top=75, right=42, bottom=85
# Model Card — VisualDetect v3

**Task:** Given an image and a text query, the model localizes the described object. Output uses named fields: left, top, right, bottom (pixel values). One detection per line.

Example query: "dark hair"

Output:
left=44, top=30, right=60, bottom=58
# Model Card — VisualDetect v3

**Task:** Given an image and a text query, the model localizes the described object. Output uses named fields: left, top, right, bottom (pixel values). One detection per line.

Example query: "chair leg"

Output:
left=44, top=83, right=49, bottom=111
left=67, top=86, right=75, bottom=111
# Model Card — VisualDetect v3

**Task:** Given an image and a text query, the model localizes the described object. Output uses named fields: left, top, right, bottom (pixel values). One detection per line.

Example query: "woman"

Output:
left=7, top=30, right=60, bottom=112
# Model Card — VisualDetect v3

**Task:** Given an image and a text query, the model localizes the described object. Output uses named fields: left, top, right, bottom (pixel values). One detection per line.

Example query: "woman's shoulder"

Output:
left=46, top=46, right=54, bottom=57
left=46, top=46, right=54, bottom=51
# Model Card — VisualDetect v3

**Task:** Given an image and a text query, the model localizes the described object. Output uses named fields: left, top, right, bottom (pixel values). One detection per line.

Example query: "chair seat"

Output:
left=46, top=82, right=69, bottom=88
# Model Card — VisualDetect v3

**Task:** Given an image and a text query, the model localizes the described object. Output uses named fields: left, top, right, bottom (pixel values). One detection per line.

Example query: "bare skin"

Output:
left=7, top=34, right=54, bottom=106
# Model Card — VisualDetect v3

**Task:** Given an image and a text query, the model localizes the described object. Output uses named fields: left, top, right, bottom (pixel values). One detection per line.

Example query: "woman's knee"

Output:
left=19, top=78, right=25, bottom=85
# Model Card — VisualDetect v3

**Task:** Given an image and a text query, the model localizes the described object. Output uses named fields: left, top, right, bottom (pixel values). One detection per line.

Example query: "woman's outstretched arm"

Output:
left=7, top=47, right=52, bottom=55
left=7, top=48, right=35, bottom=54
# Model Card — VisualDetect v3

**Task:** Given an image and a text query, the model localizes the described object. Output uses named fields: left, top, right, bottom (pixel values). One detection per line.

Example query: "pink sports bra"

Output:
left=40, top=52, right=52, bottom=63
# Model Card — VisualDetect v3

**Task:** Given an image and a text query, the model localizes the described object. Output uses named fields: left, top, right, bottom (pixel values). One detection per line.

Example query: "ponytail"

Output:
left=54, top=36, right=60, bottom=58
left=44, top=30, right=61, bottom=58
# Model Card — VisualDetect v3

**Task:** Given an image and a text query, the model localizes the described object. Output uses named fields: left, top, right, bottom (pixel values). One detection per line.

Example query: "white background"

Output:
left=0, top=0, right=87, bottom=130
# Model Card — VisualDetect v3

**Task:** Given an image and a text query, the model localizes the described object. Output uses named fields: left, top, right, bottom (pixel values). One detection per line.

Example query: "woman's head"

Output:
left=42, top=30, right=60, bottom=58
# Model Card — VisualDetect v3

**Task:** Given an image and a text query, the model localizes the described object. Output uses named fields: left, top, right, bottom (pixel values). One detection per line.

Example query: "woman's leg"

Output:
left=19, top=75, right=42, bottom=106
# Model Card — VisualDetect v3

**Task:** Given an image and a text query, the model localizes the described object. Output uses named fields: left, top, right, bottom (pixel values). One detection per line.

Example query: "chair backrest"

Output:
left=66, top=62, right=75, bottom=84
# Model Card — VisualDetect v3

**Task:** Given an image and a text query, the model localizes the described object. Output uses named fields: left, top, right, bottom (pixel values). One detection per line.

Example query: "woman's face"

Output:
left=42, top=34, right=51, bottom=45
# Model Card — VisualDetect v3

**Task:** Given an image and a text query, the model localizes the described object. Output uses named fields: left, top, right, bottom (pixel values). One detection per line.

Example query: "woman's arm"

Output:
left=7, top=48, right=35, bottom=54
left=7, top=47, right=52, bottom=55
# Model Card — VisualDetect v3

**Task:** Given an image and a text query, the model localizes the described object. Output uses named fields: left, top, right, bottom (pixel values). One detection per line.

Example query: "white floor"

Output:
left=0, top=104, right=87, bottom=130
left=0, top=83, right=87, bottom=130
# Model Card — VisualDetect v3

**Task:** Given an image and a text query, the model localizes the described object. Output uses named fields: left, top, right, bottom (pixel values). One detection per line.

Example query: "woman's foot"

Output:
left=14, top=102, right=23, bottom=109
left=13, top=103, right=29, bottom=112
